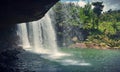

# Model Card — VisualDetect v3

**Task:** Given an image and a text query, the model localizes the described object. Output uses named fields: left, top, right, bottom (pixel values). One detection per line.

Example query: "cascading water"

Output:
left=17, top=9, right=58, bottom=54
left=17, top=3, right=90, bottom=66
left=29, top=21, right=44, bottom=53
left=17, top=23, right=31, bottom=48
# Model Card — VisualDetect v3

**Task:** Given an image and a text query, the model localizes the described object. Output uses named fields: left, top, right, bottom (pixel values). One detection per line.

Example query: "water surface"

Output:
left=15, top=48, right=120, bottom=72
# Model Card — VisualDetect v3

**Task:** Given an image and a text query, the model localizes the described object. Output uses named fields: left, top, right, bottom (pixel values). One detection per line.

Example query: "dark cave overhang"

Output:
left=0, top=0, right=59, bottom=28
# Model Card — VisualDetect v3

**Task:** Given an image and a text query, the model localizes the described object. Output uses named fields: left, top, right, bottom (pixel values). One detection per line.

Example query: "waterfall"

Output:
left=17, top=23, right=31, bottom=48
left=17, top=8, right=58, bottom=54
left=29, top=21, right=44, bottom=53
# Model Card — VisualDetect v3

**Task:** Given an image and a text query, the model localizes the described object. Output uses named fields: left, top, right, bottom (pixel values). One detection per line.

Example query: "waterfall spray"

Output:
left=17, top=3, right=90, bottom=66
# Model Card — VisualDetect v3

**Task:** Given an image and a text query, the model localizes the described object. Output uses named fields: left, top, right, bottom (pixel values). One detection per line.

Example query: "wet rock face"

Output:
left=1, top=0, right=59, bottom=28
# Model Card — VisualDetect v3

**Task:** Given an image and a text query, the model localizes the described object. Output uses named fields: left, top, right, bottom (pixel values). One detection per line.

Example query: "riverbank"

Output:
left=69, top=42, right=120, bottom=50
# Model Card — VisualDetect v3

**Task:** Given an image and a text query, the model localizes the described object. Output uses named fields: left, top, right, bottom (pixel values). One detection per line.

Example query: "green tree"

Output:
left=79, top=3, right=93, bottom=29
left=92, top=2, right=104, bottom=29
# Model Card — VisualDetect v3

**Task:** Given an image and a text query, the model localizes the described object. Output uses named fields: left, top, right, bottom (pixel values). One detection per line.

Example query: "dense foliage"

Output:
left=53, top=2, right=120, bottom=49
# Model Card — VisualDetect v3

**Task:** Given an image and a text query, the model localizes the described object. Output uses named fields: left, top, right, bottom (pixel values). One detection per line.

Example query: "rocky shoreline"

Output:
left=69, top=42, right=120, bottom=50
left=0, top=46, right=24, bottom=72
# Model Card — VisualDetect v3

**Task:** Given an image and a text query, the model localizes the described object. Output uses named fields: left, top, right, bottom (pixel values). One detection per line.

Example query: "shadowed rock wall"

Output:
left=0, top=0, right=59, bottom=28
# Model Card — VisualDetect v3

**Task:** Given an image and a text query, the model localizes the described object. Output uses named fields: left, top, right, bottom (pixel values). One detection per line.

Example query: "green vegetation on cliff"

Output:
left=53, top=2, right=120, bottom=49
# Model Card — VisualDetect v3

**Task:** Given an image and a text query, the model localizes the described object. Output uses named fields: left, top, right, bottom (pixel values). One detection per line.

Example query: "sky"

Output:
left=60, top=0, right=120, bottom=12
